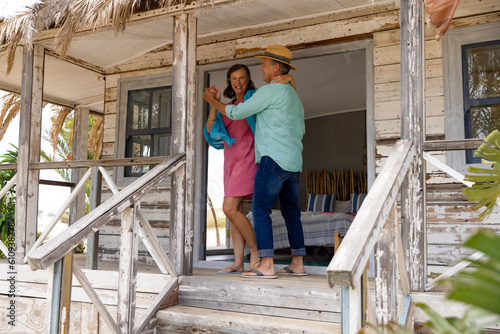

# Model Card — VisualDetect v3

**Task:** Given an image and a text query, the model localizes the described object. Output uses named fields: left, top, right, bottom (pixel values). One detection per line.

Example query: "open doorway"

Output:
left=196, top=41, right=374, bottom=274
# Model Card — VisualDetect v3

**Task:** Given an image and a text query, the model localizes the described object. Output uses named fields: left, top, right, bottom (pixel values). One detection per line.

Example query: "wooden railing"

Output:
left=327, top=139, right=415, bottom=333
left=24, top=153, right=186, bottom=334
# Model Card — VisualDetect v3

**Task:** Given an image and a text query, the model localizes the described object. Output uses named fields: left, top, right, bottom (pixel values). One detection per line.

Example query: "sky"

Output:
left=0, top=0, right=227, bottom=214
left=0, top=0, right=70, bottom=217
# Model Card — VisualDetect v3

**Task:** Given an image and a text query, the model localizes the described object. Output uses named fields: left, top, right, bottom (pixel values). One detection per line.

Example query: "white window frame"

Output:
left=444, top=22, right=500, bottom=174
left=114, top=72, right=173, bottom=186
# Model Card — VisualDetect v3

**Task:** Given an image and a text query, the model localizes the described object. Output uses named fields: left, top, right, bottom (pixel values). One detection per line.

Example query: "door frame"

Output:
left=193, top=39, right=375, bottom=274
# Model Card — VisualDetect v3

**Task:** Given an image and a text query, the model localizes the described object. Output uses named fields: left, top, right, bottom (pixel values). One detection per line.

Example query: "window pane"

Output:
left=151, top=89, right=171, bottom=129
left=470, top=105, right=500, bottom=138
left=153, top=134, right=171, bottom=156
left=129, top=90, right=150, bottom=130
left=128, top=135, right=151, bottom=175
left=130, top=135, right=151, bottom=157
left=467, top=43, right=500, bottom=99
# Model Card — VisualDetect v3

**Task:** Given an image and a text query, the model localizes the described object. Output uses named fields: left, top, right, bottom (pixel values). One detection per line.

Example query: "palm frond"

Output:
left=423, top=0, right=460, bottom=40
left=463, top=130, right=500, bottom=219
left=48, top=106, right=72, bottom=156
left=88, top=116, right=103, bottom=160
left=0, top=93, right=20, bottom=141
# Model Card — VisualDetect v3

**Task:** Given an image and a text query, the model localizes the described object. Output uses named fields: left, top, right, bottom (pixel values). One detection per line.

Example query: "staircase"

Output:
left=156, top=268, right=342, bottom=333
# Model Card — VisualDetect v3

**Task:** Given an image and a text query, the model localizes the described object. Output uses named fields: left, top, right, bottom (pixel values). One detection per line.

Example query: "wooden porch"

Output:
left=1, top=254, right=342, bottom=333
left=1, top=252, right=483, bottom=333
left=0, top=0, right=499, bottom=333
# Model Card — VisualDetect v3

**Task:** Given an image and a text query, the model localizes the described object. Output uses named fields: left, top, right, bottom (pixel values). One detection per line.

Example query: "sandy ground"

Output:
left=207, top=227, right=228, bottom=249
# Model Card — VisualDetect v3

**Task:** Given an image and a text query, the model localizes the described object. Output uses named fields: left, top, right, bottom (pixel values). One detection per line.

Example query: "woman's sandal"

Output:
left=246, top=258, right=262, bottom=272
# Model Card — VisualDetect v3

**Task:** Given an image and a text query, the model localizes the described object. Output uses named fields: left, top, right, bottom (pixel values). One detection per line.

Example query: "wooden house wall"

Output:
left=0, top=261, right=166, bottom=333
left=372, top=0, right=500, bottom=277
left=99, top=68, right=173, bottom=263
left=97, top=0, right=500, bottom=273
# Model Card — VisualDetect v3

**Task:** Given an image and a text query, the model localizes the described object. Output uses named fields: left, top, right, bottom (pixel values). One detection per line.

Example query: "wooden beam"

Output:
left=59, top=253, right=74, bottom=334
left=117, top=204, right=139, bottom=334
left=60, top=106, right=88, bottom=334
left=47, top=262, right=62, bottom=334
left=0, top=156, right=169, bottom=171
left=86, top=166, right=102, bottom=270
left=423, top=152, right=473, bottom=187
left=423, top=139, right=484, bottom=151
left=185, top=13, right=197, bottom=275
left=341, top=282, right=363, bottom=334
left=27, top=153, right=185, bottom=271
left=73, top=263, right=121, bottom=334
left=375, top=205, right=397, bottom=324
left=400, top=0, right=426, bottom=292
left=171, top=13, right=196, bottom=275
left=133, top=277, right=178, bottom=334
left=327, top=139, right=414, bottom=288
left=15, top=45, right=44, bottom=263
left=38, top=179, right=75, bottom=187
left=98, top=166, right=177, bottom=276
left=70, top=107, right=89, bottom=226
left=24, top=169, right=92, bottom=263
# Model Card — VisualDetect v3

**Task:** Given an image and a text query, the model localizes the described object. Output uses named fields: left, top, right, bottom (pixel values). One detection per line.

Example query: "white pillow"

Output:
left=334, top=200, right=351, bottom=213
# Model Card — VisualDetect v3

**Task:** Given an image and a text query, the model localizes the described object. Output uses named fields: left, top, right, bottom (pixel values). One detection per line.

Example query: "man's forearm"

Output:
left=209, top=99, right=227, bottom=116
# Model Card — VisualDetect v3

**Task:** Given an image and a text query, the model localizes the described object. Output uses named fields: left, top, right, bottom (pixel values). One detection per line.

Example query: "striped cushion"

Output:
left=306, top=193, right=336, bottom=212
left=350, top=193, right=367, bottom=213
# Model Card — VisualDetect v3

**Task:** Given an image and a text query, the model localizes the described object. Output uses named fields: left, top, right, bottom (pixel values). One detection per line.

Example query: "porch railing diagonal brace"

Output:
left=27, top=153, right=186, bottom=271
left=73, top=263, right=121, bottom=334
left=99, top=166, right=178, bottom=277
left=24, top=168, right=92, bottom=263
left=327, top=139, right=415, bottom=288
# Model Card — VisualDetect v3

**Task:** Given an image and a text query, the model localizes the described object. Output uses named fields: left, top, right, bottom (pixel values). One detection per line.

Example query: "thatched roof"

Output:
left=0, top=0, right=459, bottom=76
left=0, top=0, right=216, bottom=74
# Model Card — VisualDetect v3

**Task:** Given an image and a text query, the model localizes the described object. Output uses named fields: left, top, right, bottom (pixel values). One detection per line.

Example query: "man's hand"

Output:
left=203, top=87, right=228, bottom=116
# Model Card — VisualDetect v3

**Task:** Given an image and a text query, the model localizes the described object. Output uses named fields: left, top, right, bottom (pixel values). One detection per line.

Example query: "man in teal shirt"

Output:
left=203, top=45, right=307, bottom=278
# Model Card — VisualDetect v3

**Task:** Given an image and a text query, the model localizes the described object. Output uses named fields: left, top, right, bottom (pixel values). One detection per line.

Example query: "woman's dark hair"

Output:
left=223, top=64, right=256, bottom=100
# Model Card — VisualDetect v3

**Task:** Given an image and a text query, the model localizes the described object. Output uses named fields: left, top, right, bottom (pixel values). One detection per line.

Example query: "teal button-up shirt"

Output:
left=225, top=82, right=305, bottom=172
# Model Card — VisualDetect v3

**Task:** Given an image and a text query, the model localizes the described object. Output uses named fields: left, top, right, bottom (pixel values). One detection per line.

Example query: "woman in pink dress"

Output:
left=205, top=64, right=296, bottom=273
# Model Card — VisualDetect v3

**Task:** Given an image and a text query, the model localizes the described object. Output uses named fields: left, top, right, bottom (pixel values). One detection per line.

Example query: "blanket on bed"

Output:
left=246, top=211, right=354, bottom=250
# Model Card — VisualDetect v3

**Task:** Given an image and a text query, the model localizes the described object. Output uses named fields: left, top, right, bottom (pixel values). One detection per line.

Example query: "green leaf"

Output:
left=417, top=303, right=462, bottom=334
left=463, top=231, right=500, bottom=262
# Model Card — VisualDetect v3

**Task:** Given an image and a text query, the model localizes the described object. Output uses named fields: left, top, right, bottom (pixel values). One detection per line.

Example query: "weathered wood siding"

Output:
left=100, top=68, right=173, bottom=263
left=373, top=0, right=500, bottom=277
left=98, top=0, right=500, bottom=273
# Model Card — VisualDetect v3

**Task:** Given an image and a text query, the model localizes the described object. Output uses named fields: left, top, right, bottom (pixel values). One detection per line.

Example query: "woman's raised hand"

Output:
left=273, top=74, right=297, bottom=90
left=209, top=84, right=222, bottom=101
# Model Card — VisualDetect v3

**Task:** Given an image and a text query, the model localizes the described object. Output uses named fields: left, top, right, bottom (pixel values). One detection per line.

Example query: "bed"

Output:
left=247, top=210, right=355, bottom=250
left=245, top=169, right=367, bottom=253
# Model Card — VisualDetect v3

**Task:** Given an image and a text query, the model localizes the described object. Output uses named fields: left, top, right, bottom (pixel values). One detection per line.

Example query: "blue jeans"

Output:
left=252, top=156, right=306, bottom=258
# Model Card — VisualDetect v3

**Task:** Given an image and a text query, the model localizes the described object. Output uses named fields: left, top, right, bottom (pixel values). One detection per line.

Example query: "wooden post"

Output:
left=375, top=204, right=397, bottom=324
left=171, top=13, right=197, bottom=275
left=117, top=203, right=139, bottom=334
left=70, top=107, right=89, bottom=224
left=86, top=166, right=101, bottom=269
left=15, top=44, right=44, bottom=263
left=341, top=281, right=363, bottom=334
left=400, top=0, right=427, bottom=292
left=53, top=107, right=89, bottom=333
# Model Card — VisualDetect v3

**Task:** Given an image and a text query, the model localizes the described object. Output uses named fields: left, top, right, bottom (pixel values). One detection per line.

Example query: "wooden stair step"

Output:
left=155, top=305, right=341, bottom=334
left=178, top=269, right=341, bottom=323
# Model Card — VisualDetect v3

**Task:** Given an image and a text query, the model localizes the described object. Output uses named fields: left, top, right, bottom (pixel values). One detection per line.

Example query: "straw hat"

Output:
left=255, top=45, right=297, bottom=70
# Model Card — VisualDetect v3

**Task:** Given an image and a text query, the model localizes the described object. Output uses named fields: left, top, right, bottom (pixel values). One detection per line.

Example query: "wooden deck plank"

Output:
left=155, top=305, right=342, bottom=334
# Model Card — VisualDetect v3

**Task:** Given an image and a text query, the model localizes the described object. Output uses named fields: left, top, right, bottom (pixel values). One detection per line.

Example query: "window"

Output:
left=462, top=40, right=500, bottom=163
left=125, top=86, right=172, bottom=177
left=444, top=22, right=500, bottom=173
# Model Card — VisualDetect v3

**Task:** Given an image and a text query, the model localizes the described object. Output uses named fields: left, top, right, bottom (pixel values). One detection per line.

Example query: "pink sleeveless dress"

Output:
left=222, top=102, right=258, bottom=200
